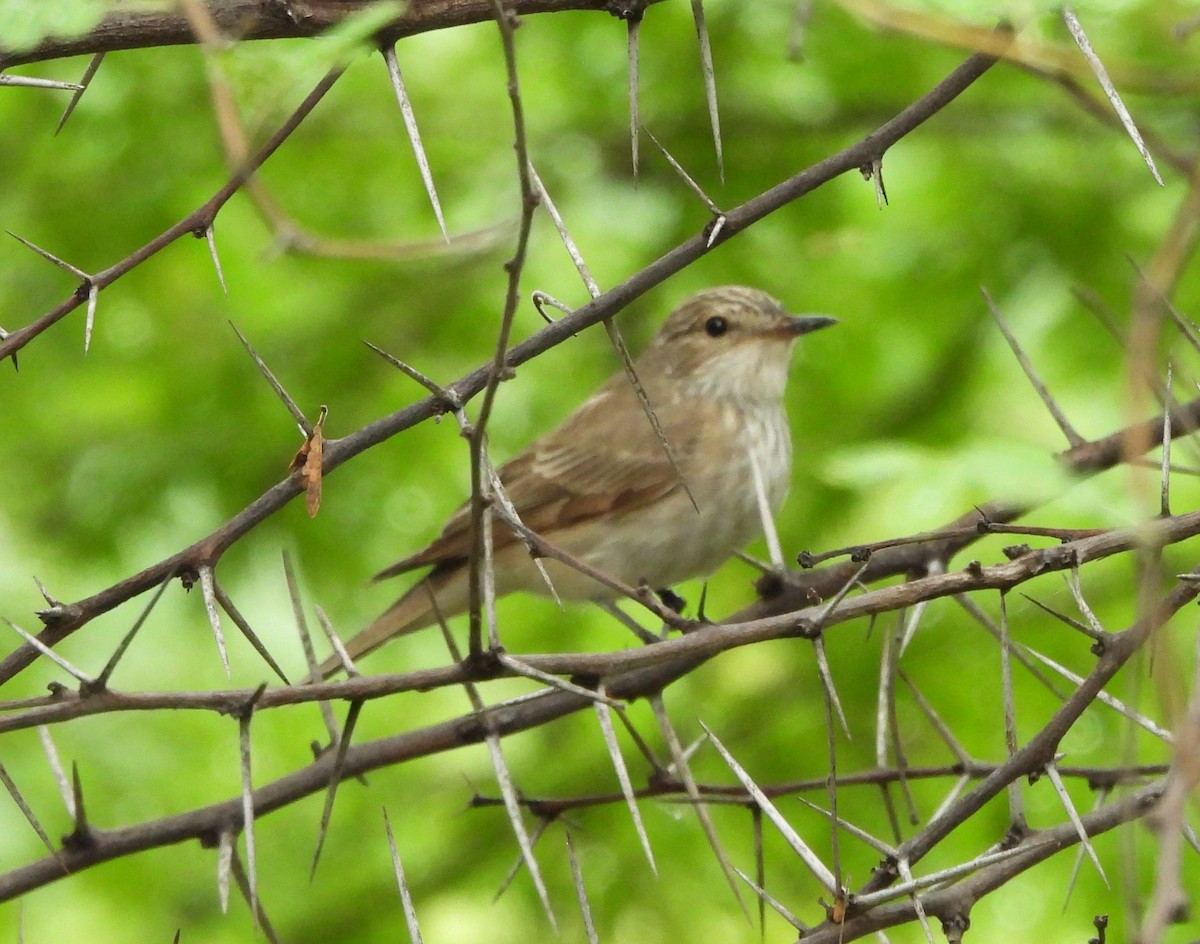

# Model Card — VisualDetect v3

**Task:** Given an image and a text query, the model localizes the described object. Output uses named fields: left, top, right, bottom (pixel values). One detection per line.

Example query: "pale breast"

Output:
left=545, top=402, right=793, bottom=592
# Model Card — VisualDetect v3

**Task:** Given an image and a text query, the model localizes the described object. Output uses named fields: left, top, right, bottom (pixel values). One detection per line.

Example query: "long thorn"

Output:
left=55, top=53, right=105, bottom=134
left=689, top=0, right=724, bottom=182
left=1063, top=7, right=1162, bottom=186
left=95, top=567, right=177, bottom=689
left=383, top=808, right=425, bottom=944
left=983, top=287, right=1083, bottom=447
left=229, top=321, right=311, bottom=434
left=703, top=723, right=838, bottom=895
left=382, top=44, right=449, bottom=241
left=628, top=18, right=640, bottom=180
left=199, top=566, right=230, bottom=678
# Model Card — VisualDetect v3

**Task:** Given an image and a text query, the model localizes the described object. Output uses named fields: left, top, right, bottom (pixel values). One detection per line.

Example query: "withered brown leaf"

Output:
left=290, top=406, right=328, bottom=518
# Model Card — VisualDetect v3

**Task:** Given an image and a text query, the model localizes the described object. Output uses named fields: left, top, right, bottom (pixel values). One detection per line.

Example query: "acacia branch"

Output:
left=3, top=6, right=1193, bottom=937
left=4, top=508, right=1198, bottom=737
left=1, top=519, right=1194, bottom=902
left=0, top=66, right=345, bottom=362
left=0, top=0, right=625, bottom=69
left=465, top=0, right=538, bottom=657
left=800, top=778, right=1166, bottom=944
left=739, top=394, right=1200, bottom=618
left=467, top=762, right=1167, bottom=815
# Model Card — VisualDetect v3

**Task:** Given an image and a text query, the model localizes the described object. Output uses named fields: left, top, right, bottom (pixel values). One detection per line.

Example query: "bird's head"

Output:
left=639, top=286, right=836, bottom=403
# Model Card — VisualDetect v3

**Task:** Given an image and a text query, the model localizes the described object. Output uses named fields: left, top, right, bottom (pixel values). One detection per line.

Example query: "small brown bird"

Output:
left=318, top=286, right=834, bottom=677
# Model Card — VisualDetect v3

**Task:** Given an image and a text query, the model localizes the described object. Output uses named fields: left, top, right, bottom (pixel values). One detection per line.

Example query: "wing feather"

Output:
left=373, top=379, right=697, bottom=580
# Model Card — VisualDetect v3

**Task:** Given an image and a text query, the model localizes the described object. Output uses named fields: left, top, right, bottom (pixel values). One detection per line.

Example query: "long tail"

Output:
left=312, top=574, right=449, bottom=680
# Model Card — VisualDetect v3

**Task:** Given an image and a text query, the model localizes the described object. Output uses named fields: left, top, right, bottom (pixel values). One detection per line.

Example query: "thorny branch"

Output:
left=0, top=66, right=346, bottom=361
left=464, top=0, right=539, bottom=659
left=2, top=511, right=1199, bottom=903
left=2, top=507, right=1198, bottom=736
left=0, top=0, right=649, bottom=69
left=5, top=8, right=1200, bottom=942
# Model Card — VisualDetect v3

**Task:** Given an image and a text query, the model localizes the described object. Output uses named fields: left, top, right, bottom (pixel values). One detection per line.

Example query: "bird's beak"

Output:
left=785, top=314, right=838, bottom=336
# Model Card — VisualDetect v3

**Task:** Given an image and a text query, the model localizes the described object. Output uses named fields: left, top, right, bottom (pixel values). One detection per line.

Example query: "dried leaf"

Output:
left=290, top=406, right=328, bottom=517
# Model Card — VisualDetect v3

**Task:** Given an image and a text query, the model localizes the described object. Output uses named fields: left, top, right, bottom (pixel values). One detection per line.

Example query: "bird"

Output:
left=317, top=286, right=835, bottom=678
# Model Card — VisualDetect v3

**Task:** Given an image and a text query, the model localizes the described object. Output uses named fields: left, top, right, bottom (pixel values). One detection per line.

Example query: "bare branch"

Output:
left=0, top=1, right=644, bottom=69
left=0, top=66, right=346, bottom=363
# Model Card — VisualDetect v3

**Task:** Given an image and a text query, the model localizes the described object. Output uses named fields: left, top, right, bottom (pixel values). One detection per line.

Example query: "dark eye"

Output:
left=704, top=316, right=728, bottom=338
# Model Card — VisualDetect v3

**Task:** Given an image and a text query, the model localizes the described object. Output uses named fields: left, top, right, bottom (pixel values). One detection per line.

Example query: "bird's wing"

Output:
left=373, top=381, right=696, bottom=580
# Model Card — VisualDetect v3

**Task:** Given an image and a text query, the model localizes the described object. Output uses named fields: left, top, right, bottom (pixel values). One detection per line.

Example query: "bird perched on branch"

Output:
left=316, top=286, right=835, bottom=678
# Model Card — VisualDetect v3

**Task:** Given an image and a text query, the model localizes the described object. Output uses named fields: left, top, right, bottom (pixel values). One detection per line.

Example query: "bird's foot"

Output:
left=656, top=587, right=687, bottom=614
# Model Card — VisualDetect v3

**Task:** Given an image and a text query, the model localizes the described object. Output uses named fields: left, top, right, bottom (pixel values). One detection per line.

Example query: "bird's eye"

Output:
left=704, top=316, right=728, bottom=338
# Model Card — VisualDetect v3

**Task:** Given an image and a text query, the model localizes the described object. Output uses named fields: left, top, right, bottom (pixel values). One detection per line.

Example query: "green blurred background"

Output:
left=2, top=1, right=1200, bottom=941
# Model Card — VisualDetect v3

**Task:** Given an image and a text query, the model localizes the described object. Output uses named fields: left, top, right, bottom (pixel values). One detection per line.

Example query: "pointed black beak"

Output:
left=787, top=314, right=838, bottom=336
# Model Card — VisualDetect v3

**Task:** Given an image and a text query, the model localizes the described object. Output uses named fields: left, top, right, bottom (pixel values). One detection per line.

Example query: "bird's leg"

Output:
left=656, top=587, right=687, bottom=614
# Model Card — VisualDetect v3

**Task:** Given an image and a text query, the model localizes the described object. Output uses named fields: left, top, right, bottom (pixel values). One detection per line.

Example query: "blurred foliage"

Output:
left=2, top=1, right=1200, bottom=942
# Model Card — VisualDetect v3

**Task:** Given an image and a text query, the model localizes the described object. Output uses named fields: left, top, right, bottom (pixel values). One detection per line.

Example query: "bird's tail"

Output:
left=311, top=576, right=444, bottom=680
